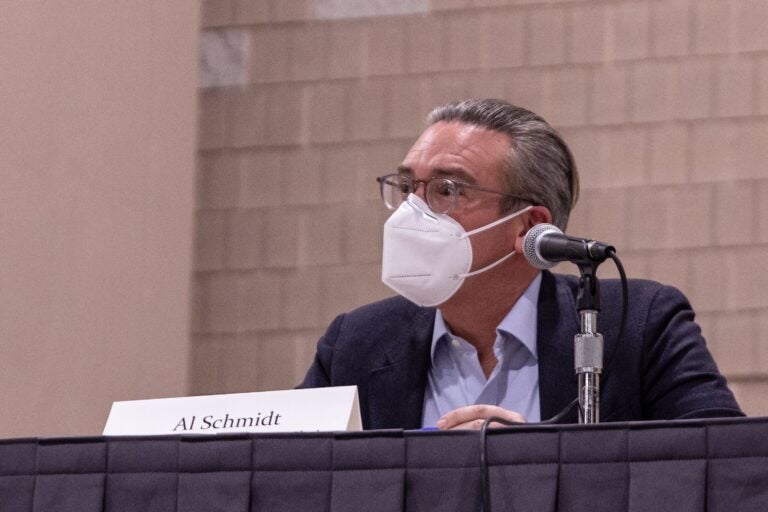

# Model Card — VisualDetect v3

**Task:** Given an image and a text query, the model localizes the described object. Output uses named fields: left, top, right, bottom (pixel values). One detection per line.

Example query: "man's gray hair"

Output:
left=426, top=99, right=579, bottom=230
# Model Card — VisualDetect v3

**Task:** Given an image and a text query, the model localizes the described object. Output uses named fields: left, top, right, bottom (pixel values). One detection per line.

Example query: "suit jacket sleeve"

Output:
left=640, top=283, right=743, bottom=419
left=298, top=313, right=344, bottom=389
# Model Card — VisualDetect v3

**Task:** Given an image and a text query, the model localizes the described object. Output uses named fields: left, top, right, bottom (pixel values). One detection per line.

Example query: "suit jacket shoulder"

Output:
left=299, top=296, right=435, bottom=429
left=542, top=272, right=742, bottom=421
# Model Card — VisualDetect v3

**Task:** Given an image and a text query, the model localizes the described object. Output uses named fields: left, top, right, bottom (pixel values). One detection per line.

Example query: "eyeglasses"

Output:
left=376, top=173, right=534, bottom=214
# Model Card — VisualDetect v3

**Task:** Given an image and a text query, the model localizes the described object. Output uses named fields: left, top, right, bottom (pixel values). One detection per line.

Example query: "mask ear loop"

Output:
left=452, top=205, right=534, bottom=279
left=461, top=205, right=533, bottom=238
left=457, top=250, right=517, bottom=278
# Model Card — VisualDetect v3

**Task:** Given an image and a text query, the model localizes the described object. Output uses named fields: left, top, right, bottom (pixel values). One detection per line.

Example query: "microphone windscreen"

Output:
left=523, top=223, right=562, bottom=269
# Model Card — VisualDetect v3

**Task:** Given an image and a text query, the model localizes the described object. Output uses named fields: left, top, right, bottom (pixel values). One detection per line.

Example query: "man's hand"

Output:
left=436, top=405, right=527, bottom=430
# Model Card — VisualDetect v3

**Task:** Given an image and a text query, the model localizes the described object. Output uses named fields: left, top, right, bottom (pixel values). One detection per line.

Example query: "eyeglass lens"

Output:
left=379, top=175, right=458, bottom=214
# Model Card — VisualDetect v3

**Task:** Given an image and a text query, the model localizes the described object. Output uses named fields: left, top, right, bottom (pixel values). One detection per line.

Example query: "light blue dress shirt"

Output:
left=421, top=273, right=542, bottom=427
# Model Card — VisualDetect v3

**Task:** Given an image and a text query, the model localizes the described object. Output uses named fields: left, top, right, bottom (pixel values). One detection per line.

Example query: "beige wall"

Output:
left=195, top=0, right=768, bottom=415
left=0, top=1, right=199, bottom=437
left=5, top=0, right=765, bottom=439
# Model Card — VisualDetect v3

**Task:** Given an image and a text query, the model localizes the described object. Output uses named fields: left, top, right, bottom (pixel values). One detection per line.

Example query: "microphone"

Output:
left=523, top=223, right=615, bottom=270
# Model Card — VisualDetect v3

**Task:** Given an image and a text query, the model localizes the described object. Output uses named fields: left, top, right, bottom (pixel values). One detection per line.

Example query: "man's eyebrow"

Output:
left=433, top=167, right=477, bottom=184
left=395, top=165, right=478, bottom=184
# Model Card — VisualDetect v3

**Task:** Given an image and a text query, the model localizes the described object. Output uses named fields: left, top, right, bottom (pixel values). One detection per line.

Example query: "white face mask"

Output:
left=381, top=194, right=532, bottom=307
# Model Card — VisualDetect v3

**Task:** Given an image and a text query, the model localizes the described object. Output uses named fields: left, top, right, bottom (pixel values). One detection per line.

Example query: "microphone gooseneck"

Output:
left=523, top=223, right=617, bottom=425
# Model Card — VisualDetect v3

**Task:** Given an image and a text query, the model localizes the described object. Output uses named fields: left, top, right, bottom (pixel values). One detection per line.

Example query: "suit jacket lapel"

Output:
left=537, top=271, right=581, bottom=422
left=366, top=306, right=435, bottom=430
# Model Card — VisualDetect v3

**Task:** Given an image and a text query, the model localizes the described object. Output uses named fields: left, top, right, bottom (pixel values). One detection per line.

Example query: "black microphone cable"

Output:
left=478, top=249, right=628, bottom=512
left=478, top=399, right=579, bottom=512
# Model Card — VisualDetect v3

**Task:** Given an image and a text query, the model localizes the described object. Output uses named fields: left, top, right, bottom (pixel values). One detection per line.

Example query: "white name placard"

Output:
left=103, top=386, right=361, bottom=435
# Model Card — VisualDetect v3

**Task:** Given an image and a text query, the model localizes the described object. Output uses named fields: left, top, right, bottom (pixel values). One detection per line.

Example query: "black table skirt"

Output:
left=1, top=416, right=767, bottom=512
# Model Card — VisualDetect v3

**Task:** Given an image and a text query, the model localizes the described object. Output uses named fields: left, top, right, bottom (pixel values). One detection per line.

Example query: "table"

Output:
left=1, top=416, right=767, bottom=511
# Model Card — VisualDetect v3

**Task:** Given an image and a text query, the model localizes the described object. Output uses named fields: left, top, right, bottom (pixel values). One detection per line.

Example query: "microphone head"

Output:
left=523, top=223, right=563, bottom=270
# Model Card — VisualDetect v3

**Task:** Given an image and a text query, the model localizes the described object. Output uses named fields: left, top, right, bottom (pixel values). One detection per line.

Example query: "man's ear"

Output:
left=513, top=206, right=553, bottom=253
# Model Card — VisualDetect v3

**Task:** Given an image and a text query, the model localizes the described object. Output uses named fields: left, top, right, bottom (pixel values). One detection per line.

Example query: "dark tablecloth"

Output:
left=1, top=416, right=767, bottom=512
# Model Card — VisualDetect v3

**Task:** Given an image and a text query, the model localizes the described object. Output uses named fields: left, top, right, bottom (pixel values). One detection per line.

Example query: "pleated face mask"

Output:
left=381, top=194, right=532, bottom=307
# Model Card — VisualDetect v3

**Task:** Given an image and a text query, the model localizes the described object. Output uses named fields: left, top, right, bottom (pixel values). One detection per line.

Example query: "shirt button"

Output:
left=451, top=338, right=461, bottom=348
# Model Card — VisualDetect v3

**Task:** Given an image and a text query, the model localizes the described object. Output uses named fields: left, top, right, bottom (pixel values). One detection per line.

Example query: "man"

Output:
left=300, top=99, right=742, bottom=430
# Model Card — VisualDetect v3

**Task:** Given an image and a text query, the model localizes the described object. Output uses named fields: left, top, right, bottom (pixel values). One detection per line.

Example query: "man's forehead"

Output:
left=401, top=121, right=511, bottom=180
left=414, top=121, right=509, bottom=148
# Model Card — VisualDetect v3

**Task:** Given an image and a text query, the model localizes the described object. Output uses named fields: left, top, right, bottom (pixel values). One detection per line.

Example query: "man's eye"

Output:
left=450, top=183, right=468, bottom=197
left=432, top=180, right=457, bottom=196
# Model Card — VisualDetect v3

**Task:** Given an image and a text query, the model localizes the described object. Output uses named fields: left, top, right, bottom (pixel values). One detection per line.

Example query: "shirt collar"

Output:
left=430, top=272, right=542, bottom=362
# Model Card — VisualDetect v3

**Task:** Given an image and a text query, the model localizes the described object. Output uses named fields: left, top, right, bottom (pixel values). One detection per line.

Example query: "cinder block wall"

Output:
left=195, top=0, right=768, bottom=415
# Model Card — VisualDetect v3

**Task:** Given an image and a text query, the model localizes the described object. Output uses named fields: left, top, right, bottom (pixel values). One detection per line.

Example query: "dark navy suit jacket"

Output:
left=300, top=271, right=743, bottom=429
